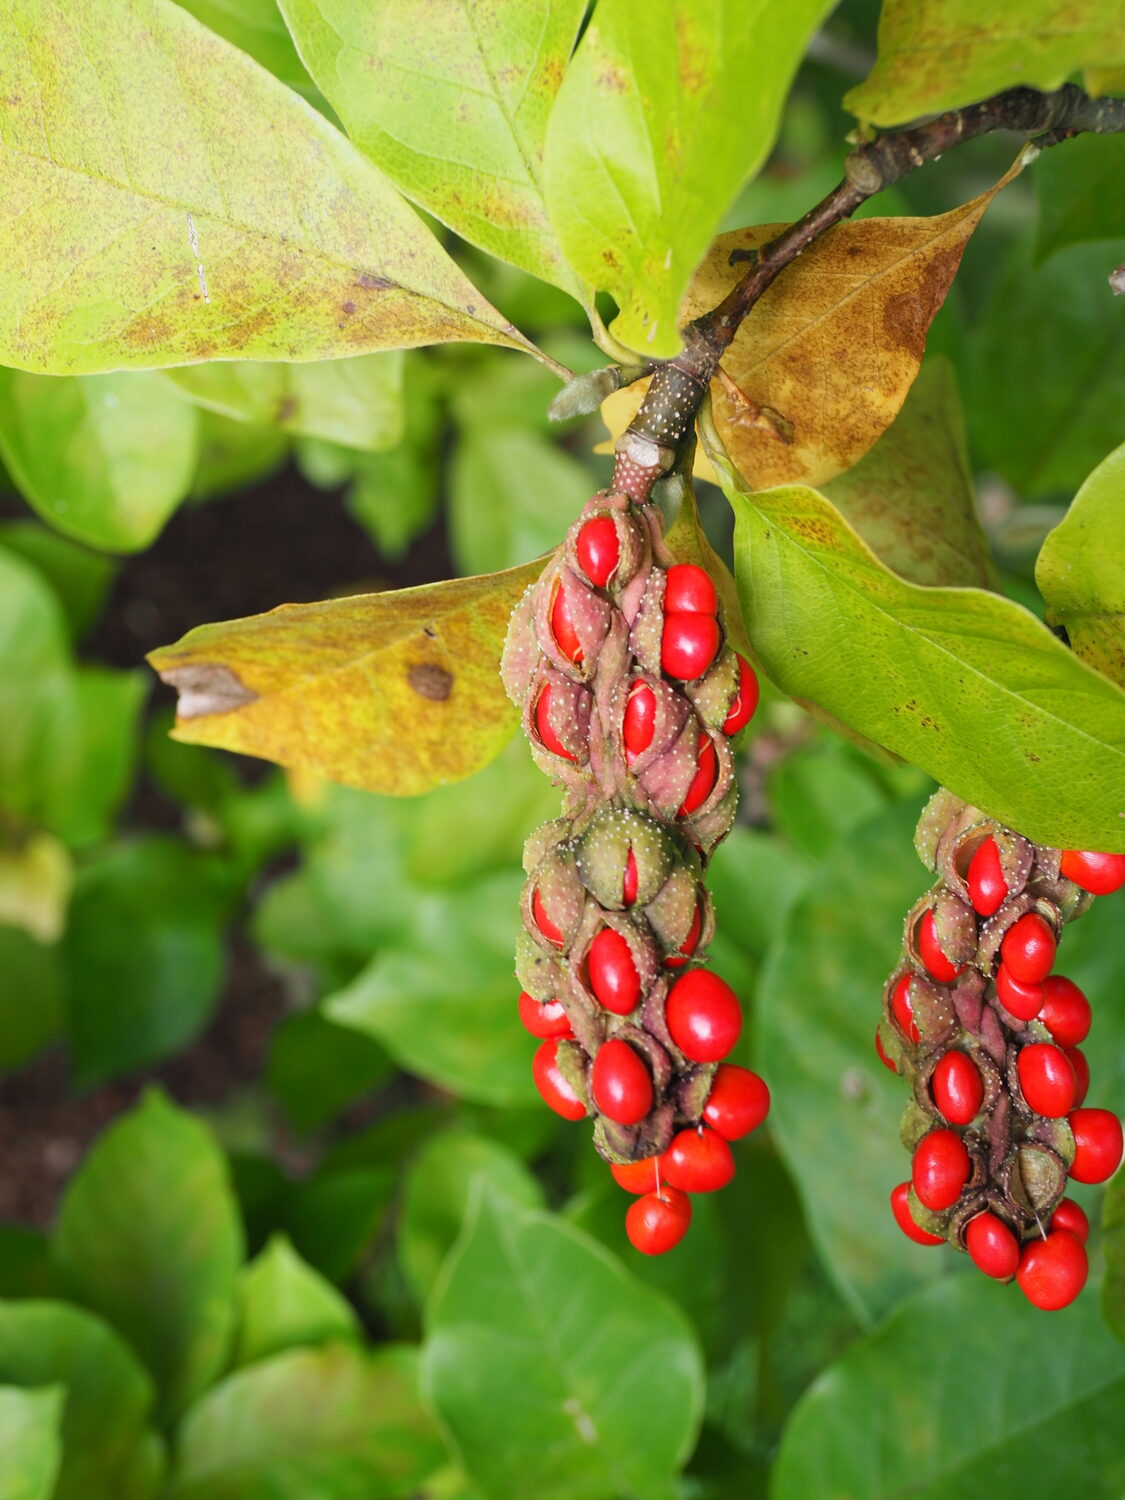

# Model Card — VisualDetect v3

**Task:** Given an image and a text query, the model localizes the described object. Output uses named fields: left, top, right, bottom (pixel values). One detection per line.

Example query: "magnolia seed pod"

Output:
left=574, top=806, right=677, bottom=911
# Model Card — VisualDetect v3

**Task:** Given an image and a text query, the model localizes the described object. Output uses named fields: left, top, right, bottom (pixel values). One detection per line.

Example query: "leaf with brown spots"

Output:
left=1037, top=441, right=1125, bottom=690
left=718, top=452, right=1125, bottom=852
left=600, top=164, right=1021, bottom=490
left=846, top=0, right=1125, bottom=126
left=0, top=0, right=546, bottom=375
left=147, top=564, right=545, bottom=796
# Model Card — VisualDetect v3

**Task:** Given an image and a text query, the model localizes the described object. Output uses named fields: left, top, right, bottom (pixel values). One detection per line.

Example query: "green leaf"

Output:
left=542, top=0, right=836, bottom=356
left=423, top=1192, right=704, bottom=1500
left=49, top=668, right=146, bottom=848
left=0, top=371, right=199, bottom=552
left=0, top=1385, right=62, bottom=1500
left=1036, top=135, right=1125, bottom=263
left=173, top=0, right=318, bottom=99
left=53, top=1090, right=244, bottom=1426
left=234, top=1236, right=359, bottom=1368
left=1105, top=1168, right=1125, bottom=1344
left=0, top=1228, right=57, bottom=1302
left=0, top=522, right=116, bottom=642
left=820, top=358, right=998, bottom=590
left=279, top=0, right=587, bottom=297
left=0, top=1300, right=164, bottom=1500
left=190, top=412, right=288, bottom=501
left=965, top=238, right=1125, bottom=499
left=773, top=1273, right=1125, bottom=1499
left=266, top=1009, right=392, bottom=1134
left=0, top=923, right=62, bottom=1072
left=0, top=0, right=541, bottom=374
left=170, top=1342, right=444, bottom=1499
left=284, top=1167, right=395, bottom=1287
left=398, top=1131, right=544, bottom=1304
left=766, top=739, right=892, bottom=860
left=0, top=834, right=72, bottom=946
left=61, top=838, right=230, bottom=1086
left=845, top=0, right=1125, bottom=125
left=327, top=874, right=539, bottom=1106
left=723, top=469, right=1125, bottom=851
left=163, top=353, right=404, bottom=451
left=1036, top=441, right=1125, bottom=689
left=757, top=800, right=950, bottom=1326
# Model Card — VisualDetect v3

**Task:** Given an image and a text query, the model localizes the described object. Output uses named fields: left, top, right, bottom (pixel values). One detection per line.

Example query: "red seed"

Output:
left=592, top=1039, right=653, bottom=1125
left=931, top=1050, right=984, bottom=1125
left=664, top=563, right=718, bottom=615
left=912, top=1128, right=971, bottom=1211
left=721, top=654, right=760, bottom=736
left=664, top=1125, right=735, bottom=1192
left=661, top=612, right=721, bottom=680
left=966, top=836, right=1008, bottom=917
left=875, top=1030, right=898, bottom=1073
left=1068, top=1108, right=1124, bottom=1183
left=610, top=1155, right=665, bottom=1194
left=664, top=901, right=702, bottom=969
left=587, top=928, right=641, bottom=1015
left=549, top=580, right=583, bottom=662
left=534, top=684, right=575, bottom=761
left=576, top=516, right=620, bottom=588
left=965, top=1212, right=1020, bottom=1279
left=622, top=680, right=656, bottom=761
left=532, top=1039, right=586, bottom=1120
left=679, top=733, right=718, bottom=816
left=1017, top=1042, right=1077, bottom=1118
left=1066, top=1046, right=1090, bottom=1106
left=1059, top=849, right=1125, bottom=895
left=1017, top=1229, right=1088, bottom=1310
left=626, top=1186, right=692, bottom=1254
left=702, top=1065, right=770, bottom=1140
left=517, top=991, right=572, bottom=1039
left=622, top=849, right=638, bottom=905
left=1000, top=912, right=1056, bottom=984
left=1038, top=976, right=1091, bottom=1047
left=917, top=908, right=965, bottom=983
left=532, top=887, right=564, bottom=947
left=890, top=1182, right=945, bottom=1245
left=995, top=963, right=1045, bottom=1022
left=1050, top=1198, right=1090, bottom=1244
left=891, top=973, right=920, bottom=1044
left=665, top=969, right=742, bottom=1062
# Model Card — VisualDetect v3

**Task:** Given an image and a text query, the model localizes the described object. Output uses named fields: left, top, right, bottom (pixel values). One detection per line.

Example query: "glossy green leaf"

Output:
left=398, top=1131, right=544, bottom=1303
left=1036, top=135, right=1125, bottom=262
left=0, top=1300, right=164, bottom=1500
left=1105, top=1168, right=1125, bottom=1344
left=234, top=1236, right=359, bottom=1368
left=423, top=1192, right=704, bottom=1500
left=845, top=0, right=1125, bottom=125
left=164, top=353, right=404, bottom=451
left=61, top=838, right=231, bottom=1086
left=0, top=0, right=540, bottom=374
left=965, top=239, right=1125, bottom=499
left=723, top=467, right=1125, bottom=851
left=1036, top=441, right=1125, bottom=689
left=0, top=1385, right=62, bottom=1500
left=170, top=1342, right=444, bottom=1499
left=820, top=358, right=998, bottom=590
left=542, top=0, right=834, bottom=356
left=0, top=522, right=115, bottom=642
left=0, top=923, right=62, bottom=1073
left=279, top=0, right=587, bottom=297
left=0, top=370, right=199, bottom=552
left=757, top=800, right=950, bottom=1325
left=773, top=1273, right=1125, bottom=1499
left=327, top=874, right=538, bottom=1106
left=266, top=1009, right=392, bottom=1134
left=53, top=1090, right=244, bottom=1426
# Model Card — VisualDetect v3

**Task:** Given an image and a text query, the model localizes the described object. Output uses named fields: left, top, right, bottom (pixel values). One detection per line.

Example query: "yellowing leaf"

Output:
left=0, top=0, right=541, bottom=374
left=148, top=565, right=546, bottom=795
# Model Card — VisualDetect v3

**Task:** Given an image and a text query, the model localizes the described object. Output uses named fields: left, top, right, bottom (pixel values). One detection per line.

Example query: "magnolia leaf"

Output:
left=1035, top=135, right=1125, bottom=263
left=542, top=0, right=834, bottom=357
left=233, top=1236, right=359, bottom=1369
left=148, top=563, right=543, bottom=795
left=0, top=1385, right=63, bottom=1500
left=0, top=0, right=543, bottom=374
left=600, top=165, right=1019, bottom=491
left=279, top=0, right=588, bottom=298
left=1036, top=441, right=1125, bottom=689
left=845, top=0, right=1125, bottom=125
left=720, top=463, right=1125, bottom=851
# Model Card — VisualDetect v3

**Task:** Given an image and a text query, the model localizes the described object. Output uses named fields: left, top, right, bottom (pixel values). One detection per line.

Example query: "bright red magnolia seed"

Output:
left=917, top=908, right=965, bottom=983
left=587, top=928, right=641, bottom=1015
left=1000, top=911, right=1056, bottom=985
left=575, top=516, right=620, bottom=589
left=1050, top=1198, right=1090, bottom=1244
left=611, top=1155, right=665, bottom=1194
left=702, top=1064, right=770, bottom=1140
left=592, top=1039, right=653, bottom=1125
left=664, top=902, right=702, bottom=969
left=679, top=733, right=718, bottom=816
left=1038, top=975, right=1091, bottom=1048
left=1066, top=1046, right=1090, bottom=1106
left=1059, top=848, right=1125, bottom=895
left=1017, top=1229, right=1088, bottom=1310
left=517, top=991, right=572, bottom=1039
left=912, top=1128, right=971, bottom=1211
left=965, top=1212, right=1020, bottom=1280
left=891, top=973, right=920, bottom=1044
left=622, top=849, right=639, bottom=905
left=549, top=580, right=583, bottom=663
left=661, top=611, right=721, bottom=681
left=721, top=654, right=760, bottom=736
left=664, top=1125, right=735, bottom=1192
left=534, top=684, right=575, bottom=761
left=966, top=836, right=1008, bottom=917
left=532, top=887, right=564, bottom=947
left=1018, top=1042, right=1077, bottom=1118
left=890, top=1182, right=944, bottom=1245
left=875, top=1030, right=898, bottom=1073
left=931, top=1050, right=984, bottom=1126
left=995, top=963, right=1045, bottom=1022
left=626, top=1186, right=692, bottom=1255
left=622, top=680, right=656, bottom=761
left=664, top=562, right=718, bottom=616
left=532, top=1040, right=586, bottom=1120
left=1067, top=1108, right=1124, bottom=1183
left=665, top=969, right=743, bottom=1062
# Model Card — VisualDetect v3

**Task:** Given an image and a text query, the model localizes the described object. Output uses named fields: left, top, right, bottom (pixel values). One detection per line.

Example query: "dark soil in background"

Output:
left=0, top=466, right=453, bottom=1228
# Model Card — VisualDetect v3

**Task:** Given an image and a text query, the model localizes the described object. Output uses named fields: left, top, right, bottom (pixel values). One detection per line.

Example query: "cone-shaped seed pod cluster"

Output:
left=880, top=788, right=1125, bottom=1309
left=502, top=451, right=769, bottom=1255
